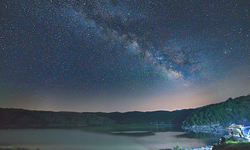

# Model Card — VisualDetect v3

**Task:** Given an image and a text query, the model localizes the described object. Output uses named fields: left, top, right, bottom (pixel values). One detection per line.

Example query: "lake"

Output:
left=0, top=128, right=222, bottom=150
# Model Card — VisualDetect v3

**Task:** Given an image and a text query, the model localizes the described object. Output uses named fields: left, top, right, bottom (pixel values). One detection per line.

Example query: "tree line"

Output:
left=183, top=94, right=250, bottom=127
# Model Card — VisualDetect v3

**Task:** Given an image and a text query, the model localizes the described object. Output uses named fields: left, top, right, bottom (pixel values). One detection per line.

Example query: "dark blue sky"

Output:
left=1, top=0, right=250, bottom=112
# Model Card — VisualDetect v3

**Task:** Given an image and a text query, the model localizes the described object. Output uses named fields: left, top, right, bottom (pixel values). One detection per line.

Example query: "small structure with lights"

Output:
left=227, top=124, right=250, bottom=141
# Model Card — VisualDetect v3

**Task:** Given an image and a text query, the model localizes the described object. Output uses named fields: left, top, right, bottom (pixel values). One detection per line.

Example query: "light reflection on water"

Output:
left=0, top=129, right=220, bottom=150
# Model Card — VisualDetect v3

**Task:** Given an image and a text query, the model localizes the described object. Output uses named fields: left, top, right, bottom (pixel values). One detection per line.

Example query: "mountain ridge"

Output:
left=1, top=94, right=250, bottom=131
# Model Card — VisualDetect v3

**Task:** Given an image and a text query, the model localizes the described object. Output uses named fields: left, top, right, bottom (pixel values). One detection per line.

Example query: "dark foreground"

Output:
left=212, top=142, right=250, bottom=150
left=0, top=147, right=31, bottom=150
left=2, top=142, right=250, bottom=150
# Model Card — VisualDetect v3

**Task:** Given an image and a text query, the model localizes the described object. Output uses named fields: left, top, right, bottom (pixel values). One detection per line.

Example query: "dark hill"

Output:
left=1, top=94, right=249, bottom=131
left=0, top=108, right=116, bottom=128
left=182, top=94, right=250, bottom=132
left=91, top=109, right=195, bottom=125
left=0, top=108, right=195, bottom=129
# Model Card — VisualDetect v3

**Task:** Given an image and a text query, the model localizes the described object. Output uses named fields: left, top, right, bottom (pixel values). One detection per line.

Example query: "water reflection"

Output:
left=176, top=131, right=216, bottom=139
left=106, top=126, right=183, bottom=137
left=110, top=131, right=155, bottom=137
left=80, top=125, right=182, bottom=134
left=0, top=128, right=221, bottom=150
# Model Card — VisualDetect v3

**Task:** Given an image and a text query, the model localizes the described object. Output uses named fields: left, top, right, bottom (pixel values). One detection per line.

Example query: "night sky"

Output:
left=1, top=0, right=250, bottom=112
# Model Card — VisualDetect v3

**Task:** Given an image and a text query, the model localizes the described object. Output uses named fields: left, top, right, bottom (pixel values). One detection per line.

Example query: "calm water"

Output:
left=0, top=128, right=221, bottom=150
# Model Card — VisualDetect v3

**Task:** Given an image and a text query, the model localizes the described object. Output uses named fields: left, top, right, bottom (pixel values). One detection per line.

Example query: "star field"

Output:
left=1, top=0, right=250, bottom=112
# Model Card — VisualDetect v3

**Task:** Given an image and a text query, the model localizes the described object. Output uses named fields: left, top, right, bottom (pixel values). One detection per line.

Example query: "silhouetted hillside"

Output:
left=182, top=94, right=250, bottom=132
left=1, top=94, right=249, bottom=131
left=90, top=109, right=195, bottom=125
left=0, top=108, right=116, bottom=128
left=0, top=108, right=195, bottom=129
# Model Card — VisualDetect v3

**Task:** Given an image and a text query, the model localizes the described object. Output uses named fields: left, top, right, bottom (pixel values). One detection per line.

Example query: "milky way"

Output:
left=1, top=0, right=250, bottom=112
left=57, top=1, right=211, bottom=84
